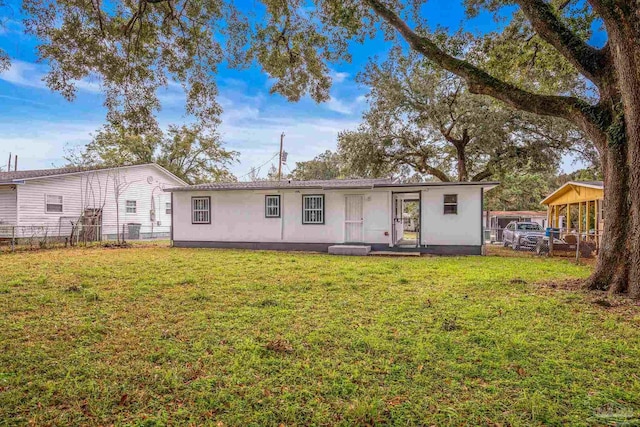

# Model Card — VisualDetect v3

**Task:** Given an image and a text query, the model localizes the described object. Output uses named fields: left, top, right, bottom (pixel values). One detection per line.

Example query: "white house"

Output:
left=166, top=179, right=498, bottom=255
left=0, top=163, right=186, bottom=240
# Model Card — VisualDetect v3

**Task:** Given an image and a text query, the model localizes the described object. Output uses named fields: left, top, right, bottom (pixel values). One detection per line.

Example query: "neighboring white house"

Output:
left=166, top=179, right=498, bottom=255
left=0, top=163, right=186, bottom=239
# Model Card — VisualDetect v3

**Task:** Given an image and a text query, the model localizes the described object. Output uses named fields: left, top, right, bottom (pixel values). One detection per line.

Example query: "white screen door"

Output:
left=345, top=195, right=364, bottom=243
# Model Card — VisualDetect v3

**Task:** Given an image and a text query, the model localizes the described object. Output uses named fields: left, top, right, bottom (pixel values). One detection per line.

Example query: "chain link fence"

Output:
left=0, top=222, right=171, bottom=252
left=485, top=226, right=603, bottom=262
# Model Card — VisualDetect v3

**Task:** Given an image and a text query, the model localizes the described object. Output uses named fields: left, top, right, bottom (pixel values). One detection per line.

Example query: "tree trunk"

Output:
left=585, top=142, right=633, bottom=295
left=456, top=144, right=468, bottom=182
left=585, top=15, right=640, bottom=298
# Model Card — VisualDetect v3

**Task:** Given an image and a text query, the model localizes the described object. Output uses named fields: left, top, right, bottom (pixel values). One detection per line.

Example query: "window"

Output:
left=443, top=194, right=458, bottom=215
left=265, top=195, right=281, bottom=218
left=302, top=195, right=324, bottom=224
left=192, top=197, right=211, bottom=224
left=517, top=223, right=542, bottom=231
left=165, top=202, right=172, bottom=215
left=126, top=200, right=137, bottom=214
left=45, top=195, right=63, bottom=213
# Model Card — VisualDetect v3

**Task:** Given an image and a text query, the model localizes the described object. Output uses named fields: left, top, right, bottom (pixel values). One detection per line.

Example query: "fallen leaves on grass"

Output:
left=265, top=338, right=294, bottom=354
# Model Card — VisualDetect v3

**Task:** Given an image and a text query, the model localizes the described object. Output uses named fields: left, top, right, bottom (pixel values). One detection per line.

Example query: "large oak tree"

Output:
left=9, top=0, right=640, bottom=296
left=338, top=46, right=589, bottom=182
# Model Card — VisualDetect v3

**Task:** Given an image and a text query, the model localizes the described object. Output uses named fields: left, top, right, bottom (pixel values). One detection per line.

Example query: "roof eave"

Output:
left=164, top=181, right=500, bottom=192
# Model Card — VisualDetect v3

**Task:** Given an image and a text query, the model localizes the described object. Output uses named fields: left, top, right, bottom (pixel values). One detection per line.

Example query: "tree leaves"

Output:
left=67, top=123, right=237, bottom=184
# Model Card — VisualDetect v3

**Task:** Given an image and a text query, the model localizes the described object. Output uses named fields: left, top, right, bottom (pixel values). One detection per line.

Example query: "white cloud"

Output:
left=218, top=111, right=359, bottom=178
left=330, top=70, right=350, bottom=83
left=324, top=96, right=354, bottom=115
left=0, top=60, right=45, bottom=89
left=0, top=59, right=101, bottom=93
left=0, top=120, right=100, bottom=170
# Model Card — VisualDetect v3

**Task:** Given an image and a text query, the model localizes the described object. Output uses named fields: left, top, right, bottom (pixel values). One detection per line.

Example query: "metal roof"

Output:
left=0, top=163, right=186, bottom=185
left=540, top=180, right=604, bottom=205
left=0, top=166, right=99, bottom=181
left=165, top=179, right=499, bottom=192
left=569, top=180, right=603, bottom=188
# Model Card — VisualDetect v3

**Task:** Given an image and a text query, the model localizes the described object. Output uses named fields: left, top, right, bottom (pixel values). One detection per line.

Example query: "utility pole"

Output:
left=277, top=132, right=285, bottom=181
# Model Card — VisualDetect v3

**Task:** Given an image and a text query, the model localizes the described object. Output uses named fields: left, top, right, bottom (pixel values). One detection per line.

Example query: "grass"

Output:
left=1, top=246, right=639, bottom=426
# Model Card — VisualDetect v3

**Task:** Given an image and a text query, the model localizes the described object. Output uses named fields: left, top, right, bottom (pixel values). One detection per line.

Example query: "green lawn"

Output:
left=1, top=247, right=639, bottom=426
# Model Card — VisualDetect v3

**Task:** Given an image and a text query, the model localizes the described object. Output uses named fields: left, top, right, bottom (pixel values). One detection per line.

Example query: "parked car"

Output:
left=503, top=221, right=545, bottom=250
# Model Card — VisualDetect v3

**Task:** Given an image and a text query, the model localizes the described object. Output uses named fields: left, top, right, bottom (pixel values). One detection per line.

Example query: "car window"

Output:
left=517, top=223, right=542, bottom=231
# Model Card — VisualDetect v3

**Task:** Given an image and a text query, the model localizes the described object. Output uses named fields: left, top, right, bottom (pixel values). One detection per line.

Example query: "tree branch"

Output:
left=417, top=160, right=450, bottom=182
left=471, top=169, right=493, bottom=182
left=363, top=0, right=605, bottom=135
left=514, top=0, right=609, bottom=86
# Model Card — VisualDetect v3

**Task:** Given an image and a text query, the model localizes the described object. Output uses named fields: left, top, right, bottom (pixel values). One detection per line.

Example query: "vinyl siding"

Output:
left=0, top=185, right=17, bottom=225
left=14, top=165, right=183, bottom=237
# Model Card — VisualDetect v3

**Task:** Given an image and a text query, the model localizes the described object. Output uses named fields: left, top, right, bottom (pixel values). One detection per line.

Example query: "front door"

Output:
left=345, top=195, right=364, bottom=243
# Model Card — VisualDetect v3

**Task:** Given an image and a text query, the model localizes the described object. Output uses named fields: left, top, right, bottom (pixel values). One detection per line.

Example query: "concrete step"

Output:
left=328, top=245, right=371, bottom=256
left=369, top=251, right=421, bottom=257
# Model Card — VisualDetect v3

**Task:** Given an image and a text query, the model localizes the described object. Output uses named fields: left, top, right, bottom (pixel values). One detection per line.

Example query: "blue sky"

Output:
left=0, top=1, right=598, bottom=177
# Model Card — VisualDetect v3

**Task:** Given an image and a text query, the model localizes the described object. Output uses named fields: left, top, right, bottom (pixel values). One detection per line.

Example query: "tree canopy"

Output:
left=288, top=150, right=344, bottom=181
left=338, top=46, right=593, bottom=183
left=67, top=124, right=237, bottom=184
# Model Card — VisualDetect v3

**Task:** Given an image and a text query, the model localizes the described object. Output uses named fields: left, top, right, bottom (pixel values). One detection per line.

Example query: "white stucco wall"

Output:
left=171, top=185, right=487, bottom=247
left=172, top=189, right=392, bottom=244
left=420, top=186, right=483, bottom=246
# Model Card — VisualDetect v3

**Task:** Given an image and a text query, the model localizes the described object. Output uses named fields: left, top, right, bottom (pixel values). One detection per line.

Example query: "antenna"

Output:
left=7, top=152, right=11, bottom=171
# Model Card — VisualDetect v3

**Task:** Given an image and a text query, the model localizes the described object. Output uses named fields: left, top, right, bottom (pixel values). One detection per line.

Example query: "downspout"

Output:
left=170, top=192, right=174, bottom=247
left=280, top=192, right=284, bottom=241
left=480, top=188, right=485, bottom=255
left=388, top=191, right=393, bottom=248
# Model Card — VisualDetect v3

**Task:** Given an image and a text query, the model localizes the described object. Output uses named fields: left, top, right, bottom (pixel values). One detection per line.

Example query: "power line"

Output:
left=236, top=152, right=280, bottom=180
left=284, top=163, right=293, bottom=176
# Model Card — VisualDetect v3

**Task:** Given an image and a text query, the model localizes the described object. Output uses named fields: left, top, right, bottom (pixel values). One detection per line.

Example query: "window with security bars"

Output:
left=45, top=195, right=63, bottom=213
left=443, top=194, right=458, bottom=215
left=192, top=197, right=211, bottom=224
left=302, top=195, right=324, bottom=224
left=265, top=195, right=280, bottom=218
